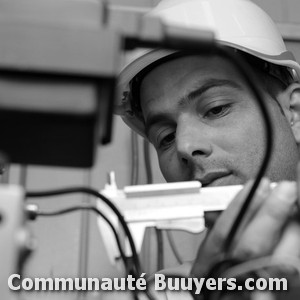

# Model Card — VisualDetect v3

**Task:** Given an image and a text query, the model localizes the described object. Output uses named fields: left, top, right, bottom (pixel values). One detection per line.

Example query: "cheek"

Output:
left=219, top=110, right=265, bottom=153
left=221, top=104, right=298, bottom=181
left=158, top=152, right=185, bottom=182
left=158, top=154, right=176, bottom=182
left=218, top=112, right=266, bottom=176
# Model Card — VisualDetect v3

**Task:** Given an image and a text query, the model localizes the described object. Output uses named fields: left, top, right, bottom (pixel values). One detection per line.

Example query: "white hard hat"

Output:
left=116, top=0, right=300, bottom=137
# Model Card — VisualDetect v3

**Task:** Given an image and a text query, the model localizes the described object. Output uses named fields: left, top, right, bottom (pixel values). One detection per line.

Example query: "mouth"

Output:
left=196, top=171, right=232, bottom=187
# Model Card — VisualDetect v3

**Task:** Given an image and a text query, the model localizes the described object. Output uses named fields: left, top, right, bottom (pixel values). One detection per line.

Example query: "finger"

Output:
left=233, top=178, right=271, bottom=238
left=190, top=178, right=270, bottom=277
left=273, top=221, right=300, bottom=258
left=251, top=291, right=276, bottom=300
left=233, top=181, right=297, bottom=259
left=207, top=178, right=270, bottom=251
left=297, top=162, right=300, bottom=209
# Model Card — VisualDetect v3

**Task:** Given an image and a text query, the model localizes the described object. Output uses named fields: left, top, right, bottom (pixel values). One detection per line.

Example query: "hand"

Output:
left=190, top=168, right=300, bottom=278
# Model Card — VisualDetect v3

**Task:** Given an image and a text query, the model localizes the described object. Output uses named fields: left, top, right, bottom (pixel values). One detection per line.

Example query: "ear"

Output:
left=280, top=83, right=300, bottom=143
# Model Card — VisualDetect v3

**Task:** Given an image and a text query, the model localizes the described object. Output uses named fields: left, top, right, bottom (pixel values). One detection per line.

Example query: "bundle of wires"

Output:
left=26, top=187, right=155, bottom=300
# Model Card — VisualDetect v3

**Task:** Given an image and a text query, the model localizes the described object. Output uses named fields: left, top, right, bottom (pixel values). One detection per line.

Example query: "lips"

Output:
left=196, top=171, right=232, bottom=187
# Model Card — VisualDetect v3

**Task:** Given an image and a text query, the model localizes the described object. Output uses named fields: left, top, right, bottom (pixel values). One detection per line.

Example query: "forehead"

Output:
left=139, top=55, right=247, bottom=117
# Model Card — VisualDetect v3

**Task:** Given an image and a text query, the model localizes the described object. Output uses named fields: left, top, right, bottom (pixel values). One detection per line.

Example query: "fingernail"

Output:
left=277, top=181, right=297, bottom=201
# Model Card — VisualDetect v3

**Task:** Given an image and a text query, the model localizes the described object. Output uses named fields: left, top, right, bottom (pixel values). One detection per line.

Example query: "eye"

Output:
left=204, top=104, right=231, bottom=118
left=158, top=132, right=176, bottom=149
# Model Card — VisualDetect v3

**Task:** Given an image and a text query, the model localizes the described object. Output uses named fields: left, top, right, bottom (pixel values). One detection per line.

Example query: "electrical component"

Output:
left=0, top=0, right=120, bottom=167
left=98, top=180, right=244, bottom=265
left=25, top=186, right=156, bottom=300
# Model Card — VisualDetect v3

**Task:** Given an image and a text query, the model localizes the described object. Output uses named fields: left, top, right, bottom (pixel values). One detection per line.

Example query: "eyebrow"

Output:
left=145, top=112, right=173, bottom=138
left=145, top=78, right=242, bottom=137
left=178, top=79, right=242, bottom=107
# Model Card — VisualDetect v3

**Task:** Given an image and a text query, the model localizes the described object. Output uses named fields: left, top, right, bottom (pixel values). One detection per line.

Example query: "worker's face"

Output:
left=140, top=55, right=299, bottom=186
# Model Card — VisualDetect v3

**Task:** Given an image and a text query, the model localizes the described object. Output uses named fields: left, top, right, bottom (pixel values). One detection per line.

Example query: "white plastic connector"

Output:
left=101, top=171, right=121, bottom=198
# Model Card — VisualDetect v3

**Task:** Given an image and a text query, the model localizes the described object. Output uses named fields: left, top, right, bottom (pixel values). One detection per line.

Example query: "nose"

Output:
left=176, top=115, right=213, bottom=166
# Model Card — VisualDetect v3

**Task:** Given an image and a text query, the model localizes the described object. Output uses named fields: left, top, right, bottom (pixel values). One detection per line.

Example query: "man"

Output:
left=116, top=0, right=300, bottom=296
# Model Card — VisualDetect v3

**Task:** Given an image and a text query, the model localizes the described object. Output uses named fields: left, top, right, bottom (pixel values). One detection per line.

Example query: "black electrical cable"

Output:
left=187, top=45, right=273, bottom=300
left=143, top=139, right=153, bottom=184
left=26, top=188, right=141, bottom=273
left=26, top=188, right=156, bottom=300
left=34, top=204, right=128, bottom=271
left=131, top=130, right=139, bottom=185
left=215, top=45, right=273, bottom=255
